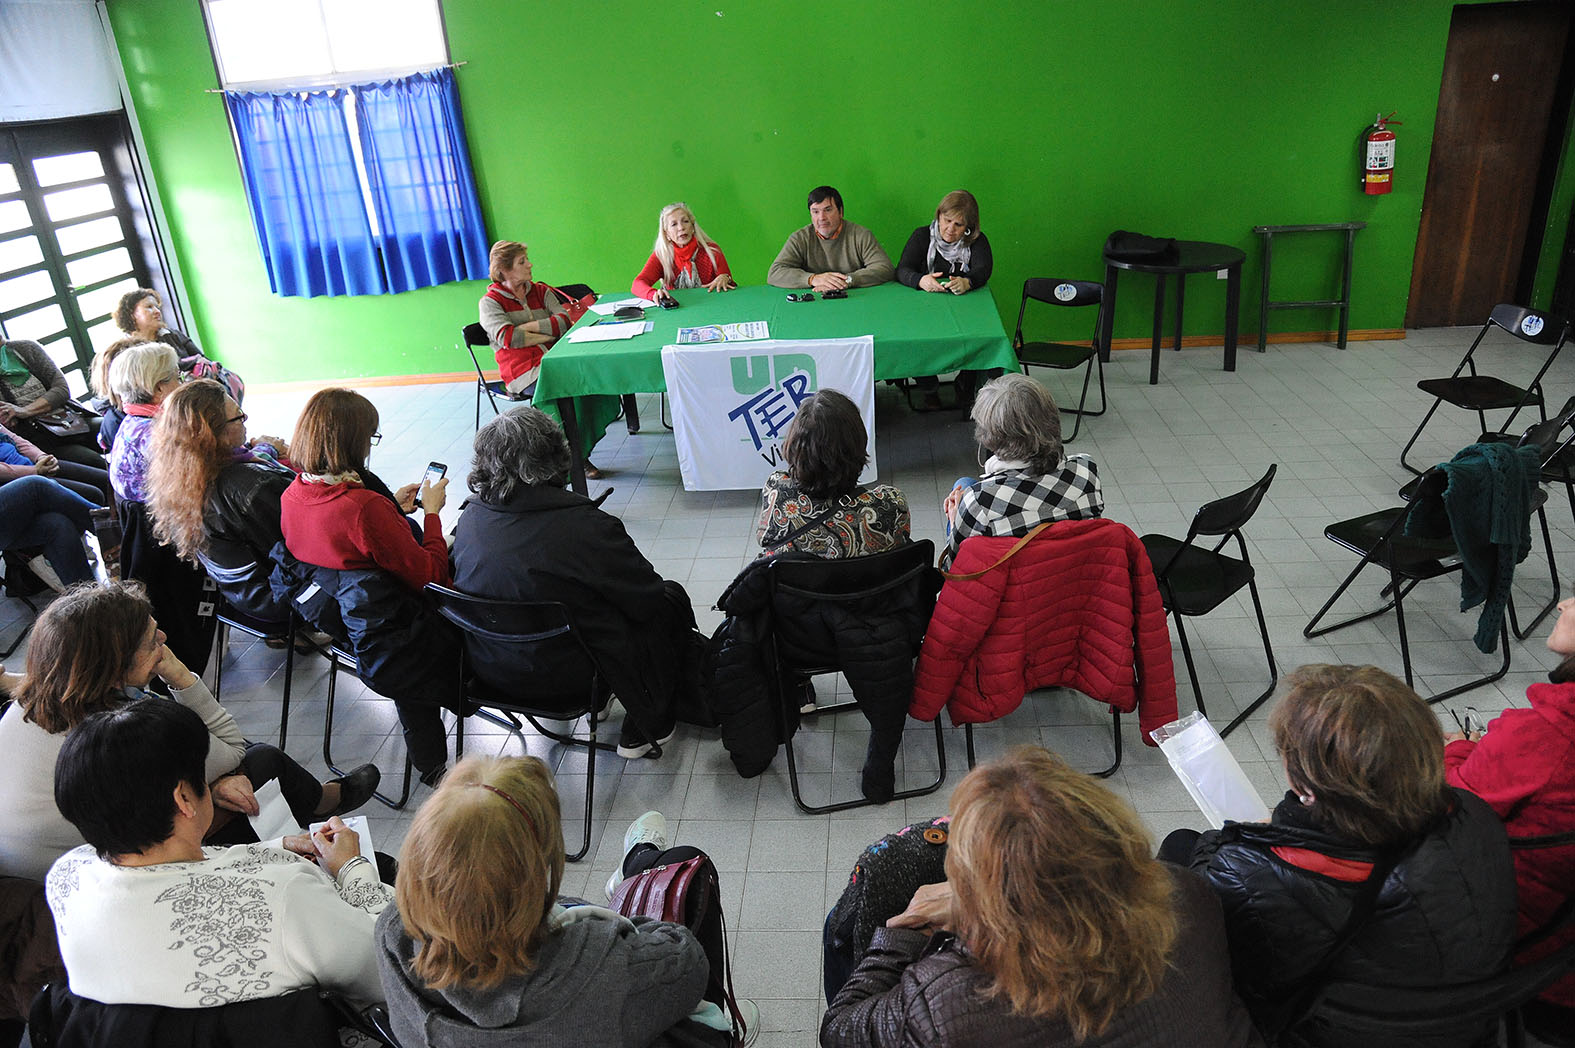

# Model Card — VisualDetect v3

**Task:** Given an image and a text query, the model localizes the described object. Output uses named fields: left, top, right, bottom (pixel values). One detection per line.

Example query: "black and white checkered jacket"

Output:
left=943, top=454, right=1103, bottom=566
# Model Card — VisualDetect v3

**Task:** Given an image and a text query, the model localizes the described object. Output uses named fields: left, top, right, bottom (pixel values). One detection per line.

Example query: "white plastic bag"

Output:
left=1150, top=711, right=1270, bottom=828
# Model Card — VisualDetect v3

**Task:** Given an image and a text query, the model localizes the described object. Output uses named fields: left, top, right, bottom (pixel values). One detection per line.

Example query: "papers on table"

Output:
left=564, top=320, right=654, bottom=343
left=676, top=321, right=770, bottom=344
left=588, top=296, right=648, bottom=316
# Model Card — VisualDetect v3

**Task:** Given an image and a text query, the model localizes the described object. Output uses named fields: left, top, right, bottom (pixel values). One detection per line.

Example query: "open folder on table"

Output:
left=564, top=319, right=654, bottom=343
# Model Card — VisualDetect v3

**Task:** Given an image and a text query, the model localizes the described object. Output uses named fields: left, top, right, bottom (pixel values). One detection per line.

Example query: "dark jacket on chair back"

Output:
left=202, top=459, right=294, bottom=621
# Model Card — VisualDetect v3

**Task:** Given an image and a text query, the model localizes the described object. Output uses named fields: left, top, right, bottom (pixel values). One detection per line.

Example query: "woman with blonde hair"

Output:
left=821, top=746, right=1258, bottom=1047
left=378, top=757, right=749, bottom=1047
left=147, top=378, right=294, bottom=621
left=632, top=202, right=735, bottom=302
left=1165, top=664, right=1518, bottom=1047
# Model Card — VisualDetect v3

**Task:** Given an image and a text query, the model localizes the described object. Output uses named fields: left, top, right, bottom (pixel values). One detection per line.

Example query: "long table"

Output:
left=536, top=282, right=1020, bottom=492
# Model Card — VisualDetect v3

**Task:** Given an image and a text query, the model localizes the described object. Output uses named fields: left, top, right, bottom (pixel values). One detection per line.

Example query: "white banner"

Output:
left=662, top=336, right=877, bottom=491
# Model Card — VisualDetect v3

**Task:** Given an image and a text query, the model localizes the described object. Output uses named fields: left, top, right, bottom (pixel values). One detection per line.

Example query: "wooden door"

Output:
left=1407, top=2, right=1572, bottom=328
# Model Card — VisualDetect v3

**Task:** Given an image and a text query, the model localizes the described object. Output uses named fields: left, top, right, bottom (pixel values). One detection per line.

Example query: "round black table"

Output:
left=1100, top=240, right=1246, bottom=385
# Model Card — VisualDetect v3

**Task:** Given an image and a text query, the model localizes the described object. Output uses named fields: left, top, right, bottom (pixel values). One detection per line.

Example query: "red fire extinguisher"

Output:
left=1360, top=112, right=1401, bottom=195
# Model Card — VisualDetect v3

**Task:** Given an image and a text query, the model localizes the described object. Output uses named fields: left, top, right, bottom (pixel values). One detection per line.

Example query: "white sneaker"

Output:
left=604, top=810, right=668, bottom=900
left=26, top=556, right=66, bottom=594
left=735, top=998, right=761, bottom=1046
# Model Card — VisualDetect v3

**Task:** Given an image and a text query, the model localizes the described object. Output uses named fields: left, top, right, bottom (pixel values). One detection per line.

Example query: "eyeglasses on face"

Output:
left=370, top=431, right=382, bottom=445
left=225, top=412, right=248, bottom=425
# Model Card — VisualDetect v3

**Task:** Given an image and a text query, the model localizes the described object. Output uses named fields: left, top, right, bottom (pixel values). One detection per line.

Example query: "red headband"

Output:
left=469, top=782, right=538, bottom=838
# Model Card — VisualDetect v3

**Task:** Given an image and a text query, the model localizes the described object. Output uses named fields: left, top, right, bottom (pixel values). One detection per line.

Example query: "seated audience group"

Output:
left=0, top=188, right=1569, bottom=1047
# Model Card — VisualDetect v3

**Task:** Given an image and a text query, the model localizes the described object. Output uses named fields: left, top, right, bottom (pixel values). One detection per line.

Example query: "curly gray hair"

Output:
left=468, top=406, right=570, bottom=502
left=971, top=373, right=1063, bottom=474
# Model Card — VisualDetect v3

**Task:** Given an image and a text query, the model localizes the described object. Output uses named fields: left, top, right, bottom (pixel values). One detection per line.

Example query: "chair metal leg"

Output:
left=323, top=652, right=411, bottom=811
left=1220, top=577, right=1280, bottom=738
left=0, top=585, right=37, bottom=658
left=1399, top=398, right=1446, bottom=476
left=1508, top=506, right=1559, bottom=641
left=278, top=620, right=296, bottom=749
left=1090, top=706, right=1122, bottom=778
left=660, top=391, right=674, bottom=431
left=964, top=723, right=976, bottom=769
left=1423, top=620, right=1512, bottom=705
left=1303, top=549, right=1414, bottom=639
left=212, top=624, right=228, bottom=701
left=1170, top=611, right=1208, bottom=719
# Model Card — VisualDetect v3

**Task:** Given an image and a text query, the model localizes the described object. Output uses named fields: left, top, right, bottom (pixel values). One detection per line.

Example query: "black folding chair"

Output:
left=426, top=584, right=623, bottom=862
left=1306, top=421, right=1571, bottom=703
left=0, top=553, right=41, bottom=658
left=763, top=541, right=946, bottom=814
left=1013, top=278, right=1108, bottom=441
left=461, top=321, right=525, bottom=430
left=1399, top=302, right=1570, bottom=475
left=1141, top=465, right=1279, bottom=737
left=210, top=601, right=302, bottom=749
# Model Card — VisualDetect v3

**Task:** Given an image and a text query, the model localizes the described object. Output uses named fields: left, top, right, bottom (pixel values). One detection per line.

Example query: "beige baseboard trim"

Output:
left=1109, top=328, right=1405, bottom=351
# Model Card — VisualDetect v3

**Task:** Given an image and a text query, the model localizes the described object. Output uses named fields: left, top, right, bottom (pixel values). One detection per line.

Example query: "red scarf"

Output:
left=671, top=238, right=702, bottom=283
left=125, top=402, right=160, bottom=418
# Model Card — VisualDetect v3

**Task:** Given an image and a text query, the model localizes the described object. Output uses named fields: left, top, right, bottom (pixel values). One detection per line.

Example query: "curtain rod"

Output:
left=204, top=61, right=466, bottom=93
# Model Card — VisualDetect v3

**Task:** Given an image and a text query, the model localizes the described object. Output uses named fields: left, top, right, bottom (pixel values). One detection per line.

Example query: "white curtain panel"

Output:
left=0, top=0, right=121, bottom=121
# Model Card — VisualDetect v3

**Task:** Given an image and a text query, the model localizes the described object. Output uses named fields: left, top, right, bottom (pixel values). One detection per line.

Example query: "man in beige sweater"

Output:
left=767, top=186, right=895, bottom=291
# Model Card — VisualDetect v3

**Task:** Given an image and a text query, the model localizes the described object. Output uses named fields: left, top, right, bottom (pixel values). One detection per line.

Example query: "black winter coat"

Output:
left=707, top=550, right=939, bottom=777
left=201, top=459, right=293, bottom=621
left=1189, top=788, right=1517, bottom=1048
left=451, top=485, right=692, bottom=725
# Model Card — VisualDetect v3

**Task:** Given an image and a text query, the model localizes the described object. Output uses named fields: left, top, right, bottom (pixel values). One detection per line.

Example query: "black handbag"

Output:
left=1104, top=230, right=1181, bottom=264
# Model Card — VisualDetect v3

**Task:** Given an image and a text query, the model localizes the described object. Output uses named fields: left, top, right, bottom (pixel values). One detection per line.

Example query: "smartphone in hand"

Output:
left=423, top=461, right=447, bottom=487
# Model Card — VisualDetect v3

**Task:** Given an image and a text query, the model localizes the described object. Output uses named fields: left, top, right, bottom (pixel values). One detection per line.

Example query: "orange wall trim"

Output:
left=1109, top=328, right=1406, bottom=351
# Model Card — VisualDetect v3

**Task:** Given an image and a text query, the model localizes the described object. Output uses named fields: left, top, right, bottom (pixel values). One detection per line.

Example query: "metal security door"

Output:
left=0, top=116, right=157, bottom=396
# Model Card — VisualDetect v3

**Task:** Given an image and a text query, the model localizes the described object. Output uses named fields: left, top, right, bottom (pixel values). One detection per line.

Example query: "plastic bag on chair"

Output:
left=1151, top=712, right=1269, bottom=828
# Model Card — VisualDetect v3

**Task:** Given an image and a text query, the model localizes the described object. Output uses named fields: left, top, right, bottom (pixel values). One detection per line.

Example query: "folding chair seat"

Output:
left=1307, top=422, right=1568, bottom=703
left=1012, top=278, right=1108, bottom=441
left=761, top=540, right=947, bottom=814
left=461, top=321, right=526, bottom=430
left=1141, top=464, right=1279, bottom=737
left=427, top=583, right=621, bottom=862
left=1399, top=303, right=1570, bottom=475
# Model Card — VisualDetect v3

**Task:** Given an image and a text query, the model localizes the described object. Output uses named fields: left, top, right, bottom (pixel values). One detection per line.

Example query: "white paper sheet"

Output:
left=564, top=320, right=654, bottom=343
left=588, top=296, right=649, bottom=316
left=309, top=814, right=377, bottom=865
left=247, top=779, right=301, bottom=841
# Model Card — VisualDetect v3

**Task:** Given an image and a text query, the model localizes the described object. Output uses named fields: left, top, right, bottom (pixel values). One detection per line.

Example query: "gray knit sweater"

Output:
left=0, top=339, right=69, bottom=410
left=767, top=221, right=895, bottom=288
left=376, top=903, right=708, bottom=1048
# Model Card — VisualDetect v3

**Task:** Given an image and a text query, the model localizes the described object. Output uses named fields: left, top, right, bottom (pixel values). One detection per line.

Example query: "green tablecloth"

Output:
left=535, top=282, right=1018, bottom=407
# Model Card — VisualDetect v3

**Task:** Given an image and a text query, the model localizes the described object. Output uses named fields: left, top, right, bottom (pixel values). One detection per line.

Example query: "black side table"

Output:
left=1252, top=222, right=1365, bottom=351
left=1100, top=240, right=1246, bottom=385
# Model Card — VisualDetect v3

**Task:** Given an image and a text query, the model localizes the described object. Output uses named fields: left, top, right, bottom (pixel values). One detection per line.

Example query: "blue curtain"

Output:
left=354, top=69, right=490, bottom=293
left=225, top=88, right=386, bottom=298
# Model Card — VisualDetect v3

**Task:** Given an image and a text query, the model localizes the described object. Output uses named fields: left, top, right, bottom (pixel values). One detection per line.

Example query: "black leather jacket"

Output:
left=201, top=459, right=293, bottom=621
left=1189, top=788, right=1518, bottom=1048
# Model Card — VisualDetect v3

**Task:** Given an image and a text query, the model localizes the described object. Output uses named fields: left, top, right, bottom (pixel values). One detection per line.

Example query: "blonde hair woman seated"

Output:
left=821, top=746, right=1261, bottom=1048
left=377, top=757, right=751, bottom=1047
left=631, top=202, right=735, bottom=302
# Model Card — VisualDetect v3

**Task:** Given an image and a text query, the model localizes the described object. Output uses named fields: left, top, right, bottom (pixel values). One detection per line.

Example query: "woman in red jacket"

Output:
left=279, top=388, right=450, bottom=594
left=631, top=202, right=734, bottom=303
left=1444, top=596, right=1575, bottom=1035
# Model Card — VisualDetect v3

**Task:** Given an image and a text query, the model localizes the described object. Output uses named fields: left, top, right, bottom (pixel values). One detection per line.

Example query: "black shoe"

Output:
left=418, top=763, right=448, bottom=788
left=327, top=764, right=380, bottom=815
left=616, top=717, right=676, bottom=759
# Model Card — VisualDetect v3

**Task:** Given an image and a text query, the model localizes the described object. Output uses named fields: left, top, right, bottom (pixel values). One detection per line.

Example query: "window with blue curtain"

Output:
left=224, top=69, right=489, bottom=299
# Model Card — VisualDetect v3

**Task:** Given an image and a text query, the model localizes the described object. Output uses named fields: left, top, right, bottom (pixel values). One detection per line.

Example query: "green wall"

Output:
left=107, top=0, right=1463, bottom=386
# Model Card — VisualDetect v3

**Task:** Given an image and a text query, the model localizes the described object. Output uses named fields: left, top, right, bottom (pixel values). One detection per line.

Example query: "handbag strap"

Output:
left=1269, top=845, right=1404, bottom=1036
left=771, top=495, right=858, bottom=549
left=941, top=521, right=1053, bottom=581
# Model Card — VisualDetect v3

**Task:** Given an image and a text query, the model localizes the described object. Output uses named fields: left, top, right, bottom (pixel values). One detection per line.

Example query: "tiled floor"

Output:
left=4, top=322, right=1569, bottom=1046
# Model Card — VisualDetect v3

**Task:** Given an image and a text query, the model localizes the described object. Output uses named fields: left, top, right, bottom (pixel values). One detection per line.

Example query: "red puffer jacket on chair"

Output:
left=910, top=517, right=1178, bottom=744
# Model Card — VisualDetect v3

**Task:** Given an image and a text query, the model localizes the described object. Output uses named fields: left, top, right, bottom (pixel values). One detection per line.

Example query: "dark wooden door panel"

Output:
left=1407, top=3, right=1571, bottom=328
